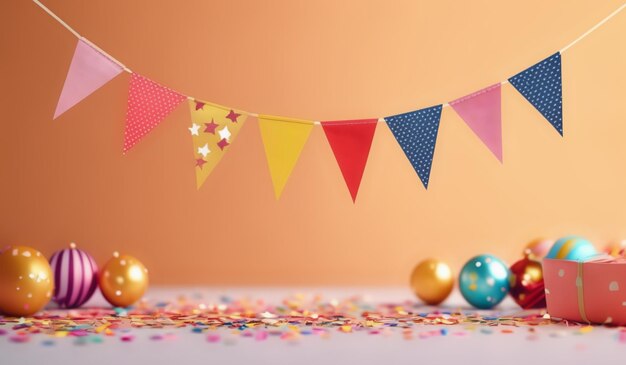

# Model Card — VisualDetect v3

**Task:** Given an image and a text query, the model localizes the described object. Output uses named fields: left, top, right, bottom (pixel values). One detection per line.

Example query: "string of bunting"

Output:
left=35, top=0, right=626, bottom=201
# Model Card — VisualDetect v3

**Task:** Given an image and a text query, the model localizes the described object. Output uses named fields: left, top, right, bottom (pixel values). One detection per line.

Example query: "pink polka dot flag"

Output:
left=123, top=73, right=186, bottom=153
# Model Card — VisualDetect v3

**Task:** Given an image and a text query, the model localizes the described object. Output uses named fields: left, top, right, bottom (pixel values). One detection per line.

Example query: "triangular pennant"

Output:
left=508, top=52, right=563, bottom=135
left=321, top=119, right=378, bottom=202
left=258, top=116, right=314, bottom=199
left=188, top=100, right=248, bottom=188
left=450, top=83, right=503, bottom=162
left=54, top=39, right=123, bottom=119
left=123, top=73, right=186, bottom=153
left=385, top=105, right=442, bottom=188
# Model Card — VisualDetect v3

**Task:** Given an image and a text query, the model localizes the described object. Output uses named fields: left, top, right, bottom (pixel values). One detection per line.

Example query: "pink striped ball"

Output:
left=49, top=243, right=98, bottom=308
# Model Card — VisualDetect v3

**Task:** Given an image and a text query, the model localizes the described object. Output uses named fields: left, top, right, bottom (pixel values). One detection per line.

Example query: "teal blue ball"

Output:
left=546, top=236, right=597, bottom=261
left=459, top=254, right=511, bottom=309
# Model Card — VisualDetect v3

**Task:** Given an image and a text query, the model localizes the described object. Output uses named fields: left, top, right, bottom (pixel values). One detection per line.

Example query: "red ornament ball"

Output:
left=509, top=256, right=546, bottom=309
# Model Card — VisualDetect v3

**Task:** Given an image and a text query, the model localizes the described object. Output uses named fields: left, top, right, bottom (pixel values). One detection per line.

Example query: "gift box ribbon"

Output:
left=575, top=254, right=620, bottom=324
left=575, top=260, right=590, bottom=323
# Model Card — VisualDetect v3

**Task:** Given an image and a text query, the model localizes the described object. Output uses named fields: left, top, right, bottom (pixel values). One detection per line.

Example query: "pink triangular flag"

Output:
left=54, top=39, right=123, bottom=119
left=450, top=83, right=502, bottom=162
left=123, top=73, right=186, bottom=153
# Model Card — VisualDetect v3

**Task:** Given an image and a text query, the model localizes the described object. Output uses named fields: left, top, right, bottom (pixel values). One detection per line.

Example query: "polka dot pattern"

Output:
left=385, top=105, right=442, bottom=189
left=124, top=73, right=186, bottom=152
left=508, top=52, right=563, bottom=135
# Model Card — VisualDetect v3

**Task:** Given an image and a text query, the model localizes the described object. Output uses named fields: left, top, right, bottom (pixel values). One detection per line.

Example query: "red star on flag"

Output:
left=195, top=101, right=205, bottom=110
left=217, top=138, right=230, bottom=150
left=204, top=119, right=219, bottom=134
left=225, top=110, right=241, bottom=123
left=195, top=157, right=207, bottom=169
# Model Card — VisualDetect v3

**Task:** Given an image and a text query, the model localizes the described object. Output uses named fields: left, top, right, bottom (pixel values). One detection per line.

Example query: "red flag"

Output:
left=322, top=119, right=378, bottom=202
left=123, top=73, right=186, bottom=153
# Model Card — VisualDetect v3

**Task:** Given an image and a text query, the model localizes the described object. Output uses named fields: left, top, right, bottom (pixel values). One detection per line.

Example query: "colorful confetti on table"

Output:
left=1, top=293, right=625, bottom=346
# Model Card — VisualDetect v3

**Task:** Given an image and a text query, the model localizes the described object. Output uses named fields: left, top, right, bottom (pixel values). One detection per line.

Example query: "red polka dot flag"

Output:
left=123, top=73, right=186, bottom=153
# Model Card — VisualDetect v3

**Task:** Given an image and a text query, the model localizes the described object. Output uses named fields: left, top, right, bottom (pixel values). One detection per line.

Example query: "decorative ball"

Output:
left=604, top=240, right=626, bottom=257
left=409, top=259, right=454, bottom=305
left=99, top=252, right=148, bottom=307
left=49, top=243, right=98, bottom=308
left=459, top=254, right=510, bottom=309
left=0, top=246, right=54, bottom=316
left=509, top=256, right=546, bottom=309
left=546, top=236, right=597, bottom=261
left=523, top=238, right=553, bottom=260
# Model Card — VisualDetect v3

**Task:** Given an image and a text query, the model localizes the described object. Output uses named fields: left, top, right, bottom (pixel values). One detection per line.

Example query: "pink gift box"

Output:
left=543, top=255, right=626, bottom=325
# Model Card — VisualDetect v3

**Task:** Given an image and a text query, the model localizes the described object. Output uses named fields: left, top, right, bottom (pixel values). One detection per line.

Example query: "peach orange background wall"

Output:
left=1, top=0, right=625, bottom=285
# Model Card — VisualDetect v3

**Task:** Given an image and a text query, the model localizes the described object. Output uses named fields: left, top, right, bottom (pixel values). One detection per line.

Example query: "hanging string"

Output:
left=32, top=0, right=625, bottom=123
left=559, top=3, right=626, bottom=53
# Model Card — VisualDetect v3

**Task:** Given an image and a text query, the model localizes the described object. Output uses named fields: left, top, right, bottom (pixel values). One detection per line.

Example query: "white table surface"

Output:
left=2, top=287, right=624, bottom=365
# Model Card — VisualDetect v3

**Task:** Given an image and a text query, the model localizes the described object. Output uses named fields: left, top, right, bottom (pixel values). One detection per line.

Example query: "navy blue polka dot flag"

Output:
left=508, top=52, right=563, bottom=135
left=385, top=105, right=442, bottom=189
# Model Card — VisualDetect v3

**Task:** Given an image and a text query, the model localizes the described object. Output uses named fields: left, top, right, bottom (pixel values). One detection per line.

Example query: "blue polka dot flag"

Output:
left=508, top=52, right=563, bottom=135
left=385, top=105, right=442, bottom=189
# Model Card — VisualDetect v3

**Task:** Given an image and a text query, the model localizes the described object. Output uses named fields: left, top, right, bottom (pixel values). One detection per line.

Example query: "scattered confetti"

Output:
left=0, top=293, right=623, bottom=346
left=255, top=331, right=268, bottom=341
left=575, top=343, right=588, bottom=351
left=114, top=308, right=128, bottom=317
left=10, top=335, right=30, bottom=343
left=206, top=334, right=221, bottom=343
left=120, top=334, right=134, bottom=342
left=89, top=336, right=104, bottom=344
left=579, top=326, right=594, bottom=334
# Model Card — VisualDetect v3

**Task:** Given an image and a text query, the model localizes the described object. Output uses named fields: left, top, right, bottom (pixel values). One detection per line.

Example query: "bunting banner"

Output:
left=321, top=119, right=378, bottom=202
left=509, top=52, right=563, bottom=135
left=450, top=84, right=503, bottom=162
left=258, top=116, right=314, bottom=199
left=385, top=105, right=443, bottom=189
left=123, top=73, right=186, bottom=153
left=32, top=0, right=626, bottom=200
left=188, top=100, right=248, bottom=189
left=54, top=39, right=123, bottom=119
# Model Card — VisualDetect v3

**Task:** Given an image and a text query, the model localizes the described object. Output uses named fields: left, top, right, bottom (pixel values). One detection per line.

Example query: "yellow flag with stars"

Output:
left=258, top=115, right=314, bottom=199
left=188, top=100, right=247, bottom=189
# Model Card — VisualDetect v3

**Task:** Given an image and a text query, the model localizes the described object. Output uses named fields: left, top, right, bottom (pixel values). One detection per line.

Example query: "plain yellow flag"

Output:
left=258, top=115, right=314, bottom=199
left=188, top=100, right=248, bottom=189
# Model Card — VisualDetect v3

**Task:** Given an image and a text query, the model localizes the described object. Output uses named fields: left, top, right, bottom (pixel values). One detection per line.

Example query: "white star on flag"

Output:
left=197, top=143, right=210, bottom=157
left=189, top=123, right=200, bottom=136
left=218, top=126, right=231, bottom=141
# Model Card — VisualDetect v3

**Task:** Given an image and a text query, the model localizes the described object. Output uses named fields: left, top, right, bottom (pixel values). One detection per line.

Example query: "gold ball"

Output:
left=99, top=252, right=148, bottom=307
left=0, top=246, right=53, bottom=316
left=410, top=258, right=454, bottom=305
